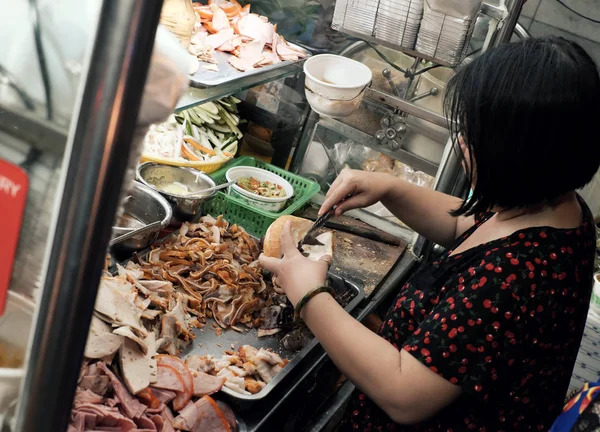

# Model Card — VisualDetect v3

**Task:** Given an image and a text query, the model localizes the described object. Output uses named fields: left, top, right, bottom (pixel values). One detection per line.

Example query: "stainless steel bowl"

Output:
left=136, top=162, right=217, bottom=224
left=110, top=181, right=172, bottom=259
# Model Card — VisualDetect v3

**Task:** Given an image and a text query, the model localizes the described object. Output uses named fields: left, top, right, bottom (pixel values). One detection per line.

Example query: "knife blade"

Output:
left=298, top=195, right=352, bottom=250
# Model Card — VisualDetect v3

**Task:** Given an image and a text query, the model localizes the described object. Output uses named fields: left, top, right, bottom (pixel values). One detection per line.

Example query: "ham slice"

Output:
left=79, top=375, right=111, bottom=396
left=154, top=364, right=186, bottom=393
left=228, top=38, right=266, bottom=72
left=73, top=388, right=103, bottom=407
left=236, top=14, right=273, bottom=42
left=157, top=355, right=194, bottom=411
left=217, top=35, right=242, bottom=52
left=192, top=371, right=226, bottom=396
left=211, top=4, right=230, bottom=31
left=151, top=388, right=177, bottom=404
left=172, top=396, right=231, bottom=432
left=98, top=363, right=146, bottom=419
left=162, top=407, right=177, bottom=432
left=205, top=28, right=235, bottom=49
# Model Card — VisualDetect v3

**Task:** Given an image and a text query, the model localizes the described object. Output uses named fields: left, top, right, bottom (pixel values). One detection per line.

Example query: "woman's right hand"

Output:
left=319, top=169, right=396, bottom=216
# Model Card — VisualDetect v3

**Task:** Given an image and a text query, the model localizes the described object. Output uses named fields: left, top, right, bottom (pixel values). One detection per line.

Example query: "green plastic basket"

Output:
left=204, top=157, right=320, bottom=237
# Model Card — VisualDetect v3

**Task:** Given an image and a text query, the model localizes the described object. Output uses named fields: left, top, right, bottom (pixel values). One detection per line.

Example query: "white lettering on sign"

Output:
left=0, top=175, right=22, bottom=198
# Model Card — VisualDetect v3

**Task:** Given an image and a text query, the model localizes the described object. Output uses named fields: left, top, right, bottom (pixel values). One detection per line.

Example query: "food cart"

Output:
left=0, top=0, right=527, bottom=430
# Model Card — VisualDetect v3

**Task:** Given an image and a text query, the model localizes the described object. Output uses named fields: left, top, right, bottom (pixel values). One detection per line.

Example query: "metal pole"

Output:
left=15, top=0, right=164, bottom=430
left=491, top=0, right=525, bottom=46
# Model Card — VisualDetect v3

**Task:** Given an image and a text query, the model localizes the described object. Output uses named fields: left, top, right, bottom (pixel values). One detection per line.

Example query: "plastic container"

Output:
left=206, top=157, right=320, bottom=237
left=303, top=54, right=372, bottom=118
left=226, top=166, right=294, bottom=212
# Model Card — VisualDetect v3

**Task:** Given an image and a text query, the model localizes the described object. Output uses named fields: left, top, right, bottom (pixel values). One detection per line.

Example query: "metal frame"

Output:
left=14, top=1, right=164, bottom=430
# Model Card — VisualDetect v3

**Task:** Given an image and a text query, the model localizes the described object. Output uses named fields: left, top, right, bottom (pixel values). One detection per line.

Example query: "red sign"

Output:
left=0, top=159, right=28, bottom=315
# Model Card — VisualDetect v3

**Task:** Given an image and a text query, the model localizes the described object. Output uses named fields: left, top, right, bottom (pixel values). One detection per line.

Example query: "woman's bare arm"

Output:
left=321, top=170, right=473, bottom=248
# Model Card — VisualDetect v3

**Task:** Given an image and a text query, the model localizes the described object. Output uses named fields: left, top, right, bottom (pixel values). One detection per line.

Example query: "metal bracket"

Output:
left=364, top=87, right=450, bottom=130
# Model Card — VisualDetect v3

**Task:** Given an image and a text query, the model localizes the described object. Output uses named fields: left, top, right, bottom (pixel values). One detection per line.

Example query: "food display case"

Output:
left=0, top=0, right=527, bottom=430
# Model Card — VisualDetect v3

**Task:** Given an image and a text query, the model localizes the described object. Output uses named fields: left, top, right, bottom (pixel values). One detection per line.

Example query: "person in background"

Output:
left=261, top=36, right=600, bottom=431
left=551, top=380, right=600, bottom=431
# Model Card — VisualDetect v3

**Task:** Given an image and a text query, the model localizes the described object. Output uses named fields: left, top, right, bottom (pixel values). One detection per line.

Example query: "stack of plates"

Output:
left=374, top=0, right=423, bottom=50
left=416, top=0, right=479, bottom=65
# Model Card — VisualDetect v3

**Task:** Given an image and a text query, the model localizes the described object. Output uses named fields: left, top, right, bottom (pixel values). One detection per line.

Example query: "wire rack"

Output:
left=332, top=0, right=481, bottom=67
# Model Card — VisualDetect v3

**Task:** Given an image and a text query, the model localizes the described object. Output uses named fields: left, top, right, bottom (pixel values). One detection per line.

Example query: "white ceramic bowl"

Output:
left=226, top=166, right=294, bottom=212
left=0, top=291, right=35, bottom=410
left=303, top=54, right=372, bottom=118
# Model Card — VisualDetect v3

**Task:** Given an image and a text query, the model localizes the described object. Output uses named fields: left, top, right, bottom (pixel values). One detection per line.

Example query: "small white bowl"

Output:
left=303, top=54, right=372, bottom=118
left=226, top=166, right=294, bottom=212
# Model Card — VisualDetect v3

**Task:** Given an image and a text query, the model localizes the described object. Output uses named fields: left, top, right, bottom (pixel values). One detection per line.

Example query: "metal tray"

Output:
left=189, top=43, right=311, bottom=88
left=180, top=272, right=364, bottom=402
left=113, top=230, right=364, bottom=403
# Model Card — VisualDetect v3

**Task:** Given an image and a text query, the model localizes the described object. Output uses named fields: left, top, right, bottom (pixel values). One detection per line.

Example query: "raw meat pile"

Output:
left=186, top=345, right=289, bottom=396
left=189, top=0, right=307, bottom=73
left=70, top=357, right=234, bottom=432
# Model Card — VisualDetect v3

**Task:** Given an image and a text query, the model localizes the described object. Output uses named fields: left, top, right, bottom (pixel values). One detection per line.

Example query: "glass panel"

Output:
left=0, top=0, right=98, bottom=427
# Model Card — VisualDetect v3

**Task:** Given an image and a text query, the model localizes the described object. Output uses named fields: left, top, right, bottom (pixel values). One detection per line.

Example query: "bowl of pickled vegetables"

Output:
left=226, top=166, right=294, bottom=212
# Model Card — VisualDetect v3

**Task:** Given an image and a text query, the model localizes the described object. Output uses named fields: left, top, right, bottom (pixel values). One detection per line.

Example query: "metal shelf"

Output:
left=317, top=116, right=441, bottom=177
left=176, top=61, right=305, bottom=111
left=0, top=103, right=68, bottom=157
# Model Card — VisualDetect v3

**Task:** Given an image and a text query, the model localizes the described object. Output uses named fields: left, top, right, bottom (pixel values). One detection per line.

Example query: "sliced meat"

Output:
left=205, top=28, right=235, bottom=49
left=211, top=4, right=230, bottom=31
left=192, top=371, right=226, bottom=396
left=114, top=326, right=148, bottom=355
left=79, top=375, right=111, bottom=396
left=275, top=36, right=306, bottom=61
left=135, top=414, right=158, bottom=431
left=120, top=336, right=151, bottom=395
left=137, top=280, right=174, bottom=293
left=76, top=403, right=137, bottom=430
left=217, top=35, right=242, bottom=52
left=149, top=414, right=164, bottom=431
left=216, top=401, right=238, bottom=432
left=161, top=407, right=177, bottom=432
left=156, top=355, right=193, bottom=411
left=158, top=315, right=179, bottom=356
left=186, top=355, right=216, bottom=375
left=151, top=388, right=177, bottom=405
left=73, top=388, right=103, bottom=406
left=172, top=400, right=198, bottom=430
left=236, top=14, right=273, bottom=42
left=98, top=362, right=146, bottom=419
left=173, top=396, right=231, bottom=432
left=154, top=364, right=186, bottom=393
left=228, top=39, right=266, bottom=72
left=84, top=316, right=124, bottom=359
left=191, top=396, right=231, bottom=432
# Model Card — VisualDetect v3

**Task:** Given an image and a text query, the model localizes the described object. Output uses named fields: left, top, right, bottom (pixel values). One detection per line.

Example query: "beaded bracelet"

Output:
left=293, top=285, right=335, bottom=322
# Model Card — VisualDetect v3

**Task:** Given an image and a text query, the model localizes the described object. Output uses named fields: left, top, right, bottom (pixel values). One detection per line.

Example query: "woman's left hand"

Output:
left=259, top=221, right=331, bottom=307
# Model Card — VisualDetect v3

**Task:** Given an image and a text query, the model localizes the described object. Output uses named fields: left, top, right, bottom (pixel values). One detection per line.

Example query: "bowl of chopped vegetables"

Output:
left=226, top=166, right=294, bottom=212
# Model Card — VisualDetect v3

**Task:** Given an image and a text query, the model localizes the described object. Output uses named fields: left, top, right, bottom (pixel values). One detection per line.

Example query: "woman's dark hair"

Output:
left=444, top=36, right=600, bottom=216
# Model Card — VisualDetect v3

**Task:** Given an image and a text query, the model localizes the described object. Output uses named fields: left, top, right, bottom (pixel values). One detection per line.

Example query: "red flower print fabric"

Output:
left=342, top=196, right=596, bottom=431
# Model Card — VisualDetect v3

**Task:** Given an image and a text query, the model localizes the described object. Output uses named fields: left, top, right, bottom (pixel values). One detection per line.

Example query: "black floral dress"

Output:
left=343, top=198, right=596, bottom=431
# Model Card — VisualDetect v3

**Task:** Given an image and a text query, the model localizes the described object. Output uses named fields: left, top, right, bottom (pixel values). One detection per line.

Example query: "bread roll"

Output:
left=263, top=216, right=333, bottom=261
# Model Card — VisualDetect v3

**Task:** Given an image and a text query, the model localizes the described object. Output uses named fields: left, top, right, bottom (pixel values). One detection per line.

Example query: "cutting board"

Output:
left=329, top=230, right=405, bottom=297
